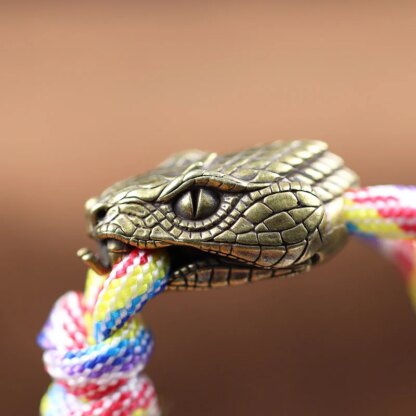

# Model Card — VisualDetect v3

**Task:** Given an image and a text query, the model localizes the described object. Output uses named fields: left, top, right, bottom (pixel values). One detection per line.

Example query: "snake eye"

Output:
left=173, top=188, right=220, bottom=220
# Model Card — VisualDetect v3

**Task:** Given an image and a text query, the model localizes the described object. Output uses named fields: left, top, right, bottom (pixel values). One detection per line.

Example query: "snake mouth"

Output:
left=80, top=236, right=249, bottom=274
left=78, top=236, right=269, bottom=288
left=78, top=236, right=311, bottom=290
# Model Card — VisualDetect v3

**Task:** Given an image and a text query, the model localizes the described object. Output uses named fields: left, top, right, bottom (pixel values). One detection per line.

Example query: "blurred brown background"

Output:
left=1, top=2, right=416, bottom=415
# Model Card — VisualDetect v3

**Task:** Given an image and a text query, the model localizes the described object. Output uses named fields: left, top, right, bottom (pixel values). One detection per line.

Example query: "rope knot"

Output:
left=38, top=249, right=169, bottom=416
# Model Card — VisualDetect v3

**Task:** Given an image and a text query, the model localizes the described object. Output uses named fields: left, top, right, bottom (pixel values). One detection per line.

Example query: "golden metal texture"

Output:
left=80, top=140, right=359, bottom=289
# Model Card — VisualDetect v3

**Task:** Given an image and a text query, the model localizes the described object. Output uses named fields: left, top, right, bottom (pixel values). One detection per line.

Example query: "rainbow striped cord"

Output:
left=343, top=185, right=416, bottom=239
left=343, top=185, right=416, bottom=306
left=38, top=249, right=170, bottom=416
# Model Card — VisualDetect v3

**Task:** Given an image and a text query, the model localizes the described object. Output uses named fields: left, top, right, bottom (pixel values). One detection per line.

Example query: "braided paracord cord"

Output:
left=38, top=185, right=416, bottom=416
left=343, top=185, right=416, bottom=304
left=38, top=249, right=169, bottom=415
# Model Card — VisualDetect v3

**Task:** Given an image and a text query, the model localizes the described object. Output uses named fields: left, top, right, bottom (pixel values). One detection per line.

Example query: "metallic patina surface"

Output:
left=79, top=140, right=358, bottom=289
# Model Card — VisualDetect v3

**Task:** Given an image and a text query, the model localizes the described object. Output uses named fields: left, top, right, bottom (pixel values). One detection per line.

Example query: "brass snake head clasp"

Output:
left=79, top=140, right=359, bottom=289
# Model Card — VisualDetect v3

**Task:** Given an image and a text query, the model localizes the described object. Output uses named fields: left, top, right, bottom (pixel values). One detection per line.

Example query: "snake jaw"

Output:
left=78, top=230, right=317, bottom=289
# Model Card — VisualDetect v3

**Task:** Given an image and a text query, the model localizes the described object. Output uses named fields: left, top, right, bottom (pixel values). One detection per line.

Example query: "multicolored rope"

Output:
left=343, top=185, right=416, bottom=308
left=343, top=185, right=416, bottom=239
left=38, top=185, right=416, bottom=415
left=38, top=249, right=170, bottom=416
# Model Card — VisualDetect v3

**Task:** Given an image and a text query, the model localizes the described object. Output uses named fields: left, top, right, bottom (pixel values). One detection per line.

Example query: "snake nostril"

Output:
left=94, top=207, right=108, bottom=222
left=89, top=204, right=108, bottom=227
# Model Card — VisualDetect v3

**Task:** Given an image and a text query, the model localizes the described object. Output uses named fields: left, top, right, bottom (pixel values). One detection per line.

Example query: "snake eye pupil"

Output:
left=173, top=188, right=220, bottom=220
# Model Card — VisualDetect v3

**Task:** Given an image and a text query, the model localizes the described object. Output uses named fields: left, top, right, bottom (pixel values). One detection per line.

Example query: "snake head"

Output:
left=80, top=140, right=358, bottom=289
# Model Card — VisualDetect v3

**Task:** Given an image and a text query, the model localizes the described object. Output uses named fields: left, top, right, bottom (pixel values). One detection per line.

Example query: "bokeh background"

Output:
left=1, top=2, right=416, bottom=415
